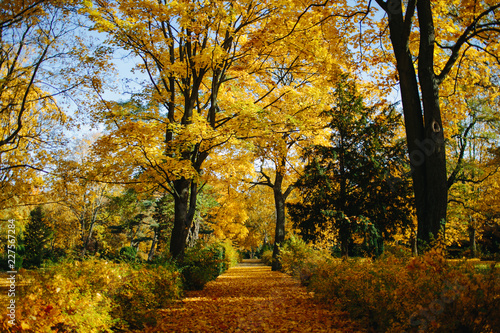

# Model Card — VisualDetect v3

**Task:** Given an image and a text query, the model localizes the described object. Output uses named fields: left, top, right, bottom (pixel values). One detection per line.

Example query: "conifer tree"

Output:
left=288, top=78, right=414, bottom=257
left=23, top=206, right=53, bottom=267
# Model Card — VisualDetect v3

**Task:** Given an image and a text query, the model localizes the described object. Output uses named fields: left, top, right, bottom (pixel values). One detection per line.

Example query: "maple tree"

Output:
left=1, top=1, right=61, bottom=209
left=240, top=9, right=345, bottom=269
left=82, top=0, right=344, bottom=260
left=0, top=0, right=98, bottom=215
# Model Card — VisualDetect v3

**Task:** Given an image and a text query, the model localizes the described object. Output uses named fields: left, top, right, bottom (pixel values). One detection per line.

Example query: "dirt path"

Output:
left=148, top=259, right=365, bottom=332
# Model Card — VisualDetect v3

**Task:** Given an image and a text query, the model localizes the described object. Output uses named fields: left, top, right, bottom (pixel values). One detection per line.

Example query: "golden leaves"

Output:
left=150, top=261, right=363, bottom=332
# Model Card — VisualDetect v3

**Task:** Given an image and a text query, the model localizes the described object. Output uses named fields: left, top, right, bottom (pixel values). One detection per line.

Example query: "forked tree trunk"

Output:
left=381, top=0, right=448, bottom=249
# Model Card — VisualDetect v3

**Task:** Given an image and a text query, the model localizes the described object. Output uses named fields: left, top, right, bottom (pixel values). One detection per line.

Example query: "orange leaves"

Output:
left=150, top=261, right=363, bottom=332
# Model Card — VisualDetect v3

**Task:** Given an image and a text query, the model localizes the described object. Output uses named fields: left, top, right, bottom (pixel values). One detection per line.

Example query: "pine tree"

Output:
left=23, top=206, right=53, bottom=268
left=288, top=78, right=414, bottom=257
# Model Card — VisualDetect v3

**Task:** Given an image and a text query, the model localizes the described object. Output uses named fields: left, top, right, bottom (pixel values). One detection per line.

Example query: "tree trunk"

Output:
left=269, top=154, right=295, bottom=271
left=272, top=186, right=286, bottom=271
left=339, top=230, right=349, bottom=258
left=148, top=228, right=158, bottom=262
left=415, top=0, right=448, bottom=244
left=170, top=178, right=197, bottom=260
left=384, top=0, right=447, bottom=249
left=81, top=220, right=96, bottom=257
left=187, top=213, right=200, bottom=248
left=469, top=221, right=477, bottom=258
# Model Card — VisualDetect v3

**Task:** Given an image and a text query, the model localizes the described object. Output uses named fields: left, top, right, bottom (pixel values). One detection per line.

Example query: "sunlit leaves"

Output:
left=153, top=262, right=363, bottom=332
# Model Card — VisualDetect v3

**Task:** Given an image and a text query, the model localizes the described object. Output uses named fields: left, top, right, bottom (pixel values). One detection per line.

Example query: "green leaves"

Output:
left=288, top=77, right=413, bottom=255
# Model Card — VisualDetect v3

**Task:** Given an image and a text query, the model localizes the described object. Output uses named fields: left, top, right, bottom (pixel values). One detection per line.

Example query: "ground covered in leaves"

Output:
left=146, top=259, right=365, bottom=332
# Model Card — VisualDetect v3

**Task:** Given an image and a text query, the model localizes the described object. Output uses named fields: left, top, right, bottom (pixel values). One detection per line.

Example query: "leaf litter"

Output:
left=144, top=260, right=365, bottom=332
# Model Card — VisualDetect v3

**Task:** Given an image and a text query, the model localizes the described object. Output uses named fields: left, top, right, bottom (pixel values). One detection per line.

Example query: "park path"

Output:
left=147, top=259, right=365, bottom=332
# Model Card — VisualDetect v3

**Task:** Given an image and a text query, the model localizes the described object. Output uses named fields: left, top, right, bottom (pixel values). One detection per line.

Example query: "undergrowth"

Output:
left=280, top=241, right=500, bottom=332
left=1, top=240, right=240, bottom=332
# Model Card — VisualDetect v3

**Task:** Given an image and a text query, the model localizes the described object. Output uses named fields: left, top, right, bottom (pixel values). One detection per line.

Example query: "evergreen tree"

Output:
left=288, top=77, right=414, bottom=257
left=23, top=206, right=53, bottom=268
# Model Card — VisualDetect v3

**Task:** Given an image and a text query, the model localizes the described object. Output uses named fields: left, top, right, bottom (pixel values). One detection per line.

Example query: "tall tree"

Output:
left=23, top=205, right=53, bottom=267
left=0, top=0, right=90, bottom=210
left=358, top=0, right=500, bottom=245
left=447, top=99, right=500, bottom=256
left=288, top=78, right=413, bottom=257
left=243, top=14, right=344, bottom=269
left=84, top=0, right=337, bottom=259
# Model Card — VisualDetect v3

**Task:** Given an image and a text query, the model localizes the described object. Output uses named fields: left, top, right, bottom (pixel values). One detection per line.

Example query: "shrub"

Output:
left=279, top=236, right=332, bottom=285
left=1, top=260, right=118, bottom=332
left=181, top=241, right=226, bottom=290
left=279, top=235, right=313, bottom=277
left=119, top=246, right=139, bottom=263
left=382, top=243, right=412, bottom=259
left=112, top=264, right=183, bottom=330
left=261, top=250, right=274, bottom=266
left=0, top=258, right=182, bottom=332
left=221, top=240, right=240, bottom=270
left=308, top=248, right=500, bottom=332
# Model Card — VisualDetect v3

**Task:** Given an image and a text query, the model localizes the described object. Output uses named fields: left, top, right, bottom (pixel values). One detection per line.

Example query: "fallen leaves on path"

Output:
left=145, top=260, right=365, bottom=332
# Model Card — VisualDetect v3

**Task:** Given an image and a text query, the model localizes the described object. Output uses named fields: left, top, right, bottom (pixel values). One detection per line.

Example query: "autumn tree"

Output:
left=0, top=0, right=98, bottom=212
left=340, top=0, right=500, bottom=247
left=241, top=8, right=345, bottom=269
left=50, top=137, right=118, bottom=257
left=447, top=98, right=500, bottom=256
left=249, top=75, right=331, bottom=270
left=83, top=0, right=339, bottom=260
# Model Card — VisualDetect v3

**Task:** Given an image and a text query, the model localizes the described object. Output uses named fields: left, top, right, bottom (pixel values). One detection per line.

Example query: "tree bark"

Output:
left=272, top=177, right=286, bottom=271
left=170, top=178, right=198, bottom=260
left=415, top=0, right=448, bottom=244
left=147, top=228, right=158, bottom=262
left=267, top=156, right=294, bottom=271
left=187, top=213, right=200, bottom=248
left=380, top=0, right=447, bottom=247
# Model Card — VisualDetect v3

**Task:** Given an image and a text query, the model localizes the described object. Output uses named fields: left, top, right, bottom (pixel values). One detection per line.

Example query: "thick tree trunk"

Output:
left=384, top=0, right=447, bottom=249
left=170, top=178, right=197, bottom=260
left=415, top=0, right=448, bottom=244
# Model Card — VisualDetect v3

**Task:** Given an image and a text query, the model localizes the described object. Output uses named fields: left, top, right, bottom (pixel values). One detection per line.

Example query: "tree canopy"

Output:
left=1, top=0, right=499, bottom=266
